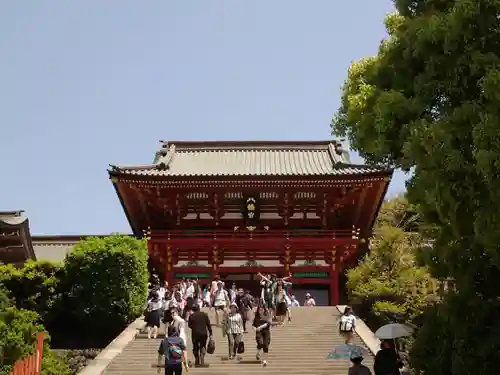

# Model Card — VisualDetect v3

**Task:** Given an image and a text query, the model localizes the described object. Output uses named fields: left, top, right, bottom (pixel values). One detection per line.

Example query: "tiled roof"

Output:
left=0, top=210, right=35, bottom=264
left=0, top=211, right=28, bottom=226
left=109, top=140, right=389, bottom=177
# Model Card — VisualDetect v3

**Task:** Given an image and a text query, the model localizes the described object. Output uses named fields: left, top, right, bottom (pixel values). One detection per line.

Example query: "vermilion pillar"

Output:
left=164, top=244, right=174, bottom=287
left=330, top=264, right=339, bottom=306
left=329, top=245, right=339, bottom=306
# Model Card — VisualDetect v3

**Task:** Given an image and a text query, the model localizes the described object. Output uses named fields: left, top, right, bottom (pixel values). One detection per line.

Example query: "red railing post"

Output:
left=9, top=332, right=44, bottom=375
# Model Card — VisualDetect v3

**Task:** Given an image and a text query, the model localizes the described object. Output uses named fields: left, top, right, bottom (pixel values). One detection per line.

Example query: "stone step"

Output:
left=102, top=307, right=373, bottom=375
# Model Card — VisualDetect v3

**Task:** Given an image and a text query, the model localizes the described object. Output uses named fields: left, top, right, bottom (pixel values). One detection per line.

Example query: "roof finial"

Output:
left=108, top=164, right=121, bottom=172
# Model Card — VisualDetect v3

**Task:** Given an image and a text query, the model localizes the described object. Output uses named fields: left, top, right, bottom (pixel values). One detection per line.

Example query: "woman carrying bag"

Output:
left=221, top=303, right=245, bottom=360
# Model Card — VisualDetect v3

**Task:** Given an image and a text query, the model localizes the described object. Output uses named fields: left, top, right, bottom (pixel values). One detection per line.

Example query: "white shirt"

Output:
left=304, top=298, right=316, bottom=307
left=157, top=287, right=166, bottom=301
left=211, top=281, right=219, bottom=295
left=290, top=299, right=300, bottom=307
left=171, top=315, right=187, bottom=344
left=214, top=289, right=228, bottom=306
left=185, top=285, right=195, bottom=299
left=203, top=290, right=211, bottom=303
left=224, top=313, right=244, bottom=334
left=340, top=314, right=356, bottom=331
left=168, top=298, right=185, bottom=311
left=229, top=289, right=237, bottom=303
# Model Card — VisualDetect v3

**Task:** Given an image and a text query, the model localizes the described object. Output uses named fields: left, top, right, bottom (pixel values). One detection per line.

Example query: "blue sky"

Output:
left=1, top=1, right=405, bottom=235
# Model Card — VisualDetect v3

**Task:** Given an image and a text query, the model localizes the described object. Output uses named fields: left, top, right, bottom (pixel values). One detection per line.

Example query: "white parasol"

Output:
left=375, top=323, right=413, bottom=339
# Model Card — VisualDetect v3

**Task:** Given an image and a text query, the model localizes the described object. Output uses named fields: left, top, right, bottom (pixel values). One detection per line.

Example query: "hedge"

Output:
left=0, top=234, right=149, bottom=348
left=54, top=235, right=149, bottom=345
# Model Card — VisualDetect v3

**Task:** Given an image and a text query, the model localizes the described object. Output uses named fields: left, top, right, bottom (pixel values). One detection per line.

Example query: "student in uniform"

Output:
left=157, top=325, right=187, bottom=375
left=338, top=306, right=357, bottom=344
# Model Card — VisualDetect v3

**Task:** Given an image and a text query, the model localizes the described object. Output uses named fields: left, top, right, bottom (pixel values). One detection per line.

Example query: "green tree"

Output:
left=0, top=261, right=63, bottom=324
left=374, top=195, right=420, bottom=231
left=347, top=226, right=436, bottom=326
left=61, top=235, right=148, bottom=344
left=332, top=2, right=500, bottom=373
left=347, top=198, right=437, bottom=329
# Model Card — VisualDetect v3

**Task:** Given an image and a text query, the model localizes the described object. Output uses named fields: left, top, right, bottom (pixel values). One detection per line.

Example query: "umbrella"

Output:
left=375, top=323, right=413, bottom=339
left=327, top=344, right=368, bottom=360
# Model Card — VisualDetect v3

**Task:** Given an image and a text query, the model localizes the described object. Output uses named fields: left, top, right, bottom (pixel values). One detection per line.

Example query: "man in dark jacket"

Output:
left=374, top=340, right=403, bottom=375
left=188, top=305, right=212, bottom=367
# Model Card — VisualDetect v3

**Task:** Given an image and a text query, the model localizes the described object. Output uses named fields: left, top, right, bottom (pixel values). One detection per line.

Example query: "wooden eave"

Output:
left=0, top=212, right=36, bottom=264
left=109, top=169, right=393, bottom=186
left=111, top=178, right=141, bottom=236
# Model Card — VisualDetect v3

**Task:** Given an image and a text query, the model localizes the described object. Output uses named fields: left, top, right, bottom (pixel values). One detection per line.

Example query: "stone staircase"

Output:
left=102, top=307, right=373, bottom=375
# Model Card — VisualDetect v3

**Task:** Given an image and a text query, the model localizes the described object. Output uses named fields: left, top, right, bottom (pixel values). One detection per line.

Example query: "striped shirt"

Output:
left=224, top=313, right=244, bottom=334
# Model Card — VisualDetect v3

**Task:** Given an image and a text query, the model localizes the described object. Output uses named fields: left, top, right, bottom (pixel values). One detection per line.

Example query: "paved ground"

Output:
left=102, top=307, right=373, bottom=375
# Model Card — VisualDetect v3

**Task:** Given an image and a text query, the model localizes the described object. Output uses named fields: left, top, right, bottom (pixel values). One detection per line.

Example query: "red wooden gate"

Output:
left=9, top=333, right=44, bottom=375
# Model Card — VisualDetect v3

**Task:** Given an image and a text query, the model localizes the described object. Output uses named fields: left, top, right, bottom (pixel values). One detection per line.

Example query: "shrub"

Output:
left=0, top=261, right=63, bottom=324
left=41, top=348, right=71, bottom=375
left=347, top=225, right=437, bottom=330
left=0, top=289, right=70, bottom=375
left=64, top=349, right=101, bottom=375
left=61, top=235, right=148, bottom=343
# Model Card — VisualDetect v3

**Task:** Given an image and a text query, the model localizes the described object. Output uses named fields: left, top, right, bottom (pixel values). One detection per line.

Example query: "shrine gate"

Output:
left=108, top=140, right=392, bottom=305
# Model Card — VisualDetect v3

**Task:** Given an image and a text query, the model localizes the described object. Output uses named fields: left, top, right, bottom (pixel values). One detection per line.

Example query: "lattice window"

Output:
left=186, top=192, right=209, bottom=199
left=294, top=192, right=316, bottom=199
left=261, top=192, right=279, bottom=199
left=225, top=192, right=243, bottom=200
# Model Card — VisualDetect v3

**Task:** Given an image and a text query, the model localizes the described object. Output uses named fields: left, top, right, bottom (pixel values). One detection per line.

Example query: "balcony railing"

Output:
left=149, top=228, right=360, bottom=240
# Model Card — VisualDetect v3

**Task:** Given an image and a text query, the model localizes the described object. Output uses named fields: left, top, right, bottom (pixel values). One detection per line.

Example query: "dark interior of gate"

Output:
left=109, top=140, right=393, bottom=305
left=222, top=273, right=331, bottom=306
left=222, top=273, right=260, bottom=297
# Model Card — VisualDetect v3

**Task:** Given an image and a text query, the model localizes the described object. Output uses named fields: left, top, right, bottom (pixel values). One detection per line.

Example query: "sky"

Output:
left=0, top=1, right=406, bottom=235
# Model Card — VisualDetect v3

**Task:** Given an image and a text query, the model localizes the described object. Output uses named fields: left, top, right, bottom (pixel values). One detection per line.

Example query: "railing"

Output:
left=150, top=228, right=360, bottom=240
left=9, top=333, right=44, bottom=375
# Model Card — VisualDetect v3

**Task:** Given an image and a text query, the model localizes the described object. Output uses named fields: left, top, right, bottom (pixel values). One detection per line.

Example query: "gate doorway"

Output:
left=219, top=272, right=261, bottom=297
left=291, top=284, right=330, bottom=306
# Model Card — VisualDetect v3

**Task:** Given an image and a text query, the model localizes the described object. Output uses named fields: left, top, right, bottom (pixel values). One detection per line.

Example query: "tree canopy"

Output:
left=347, top=197, right=437, bottom=329
left=332, top=1, right=500, bottom=373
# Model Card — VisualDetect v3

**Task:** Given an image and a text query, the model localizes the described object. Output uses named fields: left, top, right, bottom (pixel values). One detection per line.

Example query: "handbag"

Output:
left=237, top=340, right=245, bottom=354
left=206, top=338, right=216, bottom=354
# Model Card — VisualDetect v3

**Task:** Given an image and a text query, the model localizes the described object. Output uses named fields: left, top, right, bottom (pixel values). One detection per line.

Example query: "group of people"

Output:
left=144, top=273, right=404, bottom=375
left=144, top=273, right=318, bottom=374
left=338, top=307, right=405, bottom=375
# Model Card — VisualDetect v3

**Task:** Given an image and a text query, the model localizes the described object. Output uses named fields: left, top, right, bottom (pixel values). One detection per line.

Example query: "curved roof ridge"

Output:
left=164, top=140, right=338, bottom=151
